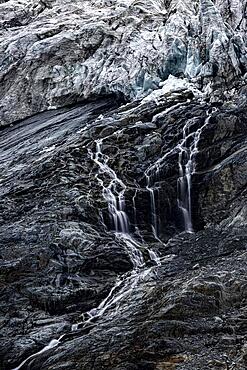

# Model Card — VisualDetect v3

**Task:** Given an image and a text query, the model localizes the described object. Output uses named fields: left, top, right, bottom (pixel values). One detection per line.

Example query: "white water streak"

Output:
left=177, top=110, right=214, bottom=232
left=145, top=173, right=159, bottom=239
left=146, top=108, right=216, bottom=234
left=13, top=124, right=163, bottom=370
left=93, top=139, right=130, bottom=234
left=13, top=338, right=62, bottom=370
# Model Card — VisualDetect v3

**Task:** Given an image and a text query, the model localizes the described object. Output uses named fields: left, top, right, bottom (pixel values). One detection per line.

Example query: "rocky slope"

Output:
left=0, top=1, right=247, bottom=370
left=0, top=0, right=246, bottom=125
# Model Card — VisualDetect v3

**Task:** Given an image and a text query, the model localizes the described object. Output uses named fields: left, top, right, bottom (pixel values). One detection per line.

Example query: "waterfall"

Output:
left=144, top=109, right=215, bottom=236
left=13, top=133, right=161, bottom=370
left=70, top=136, right=162, bottom=327
left=177, top=110, right=214, bottom=232
left=13, top=106, right=213, bottom=370
left=16, top=104, right=218, bottom=370
left=145, top=173, right=159, bottom=239
left=91, top=138, right=146, bottom=269
left=132, top=188, right=138, bottom=227
left=177, top=121, right=194, bottom=233
left=94, top=139, right=130, bottom=234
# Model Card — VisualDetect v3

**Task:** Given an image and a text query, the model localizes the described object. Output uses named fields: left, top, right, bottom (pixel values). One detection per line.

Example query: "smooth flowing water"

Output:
left=145, top=110, right=214, bottom=235
left=13, top=105, right=213, bottom=369
left=145, top=173, right=159, bottom=240
left=177, top=110, right=213, bottom=232
left=91, top=138, right=160, bottom=266
left=13, top=132, right=160, bottom=370
left=93, top=138, right=130, bottom=234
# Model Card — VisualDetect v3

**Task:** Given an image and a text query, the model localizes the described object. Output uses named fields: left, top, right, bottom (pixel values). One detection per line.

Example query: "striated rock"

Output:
left=0, top=0, right=246, bottom=125
left=0, top=78, right=246, bottom=368
left=0, top=1, right=247, bottom=370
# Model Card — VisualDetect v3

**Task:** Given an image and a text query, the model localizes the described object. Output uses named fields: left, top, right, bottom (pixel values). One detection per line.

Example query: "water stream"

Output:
left=145, top=173, right=159, bottom=240
left=145, top=109, right=214, bottom=235
left=13, top=107, right=213, bottom=370
left=177, top=110, right=214, bottom=232
left=94, top=138, right=130, bottom=234
left=13, top=134, right=160, bottom=370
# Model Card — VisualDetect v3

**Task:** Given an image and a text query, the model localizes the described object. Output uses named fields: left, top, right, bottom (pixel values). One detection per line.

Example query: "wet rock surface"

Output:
left=0, top=1, right=247, bottom=370
left=0, top=0, right=246, bottom=125
left=0, top=80, right=246, bottom=369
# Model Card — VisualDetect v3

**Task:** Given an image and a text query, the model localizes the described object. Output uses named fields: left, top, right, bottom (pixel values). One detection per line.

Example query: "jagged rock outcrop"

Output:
left=0, top=0, right=246, bottom=125
left=0, top=1, right=247, bottom=370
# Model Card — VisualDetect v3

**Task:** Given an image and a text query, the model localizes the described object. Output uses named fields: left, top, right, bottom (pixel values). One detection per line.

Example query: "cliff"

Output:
left=0, top=1, right=247, bottom=370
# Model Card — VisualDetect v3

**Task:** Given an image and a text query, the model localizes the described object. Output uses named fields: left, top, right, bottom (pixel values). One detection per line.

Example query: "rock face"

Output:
left=0, top=1, right=247, bottom=370
left=0, top=0, right=246, bottom=125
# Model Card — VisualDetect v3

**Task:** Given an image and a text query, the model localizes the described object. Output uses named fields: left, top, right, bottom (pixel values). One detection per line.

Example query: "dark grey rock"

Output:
left=0, top=1, right=247, bottom=370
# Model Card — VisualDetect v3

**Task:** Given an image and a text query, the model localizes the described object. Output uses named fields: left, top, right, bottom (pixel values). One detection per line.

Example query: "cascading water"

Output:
left=132, top=188, right=138, bottom=227
left=91, top=138, right=145, bottom=268
left=13, top=131, right=161, bottom=370
left=94, top=139, right=130, bottom=234
left=177, top=121, right=194, bottom=233
left=177, top=110, right=214, bottom=232
left=145, top=173, right=159, bottom=239
left=145, top=145, right=177, bottom=242
left=14, top=104, right=216, bottom=370
left=92, top=138, right=161, bottom=267
left=145, top=108, right=215, bottom=236
left=12, top=106, right=214, bottom=370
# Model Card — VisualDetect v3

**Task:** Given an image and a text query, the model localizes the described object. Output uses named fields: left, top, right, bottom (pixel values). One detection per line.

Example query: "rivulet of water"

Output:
left=177, top=110, right=214, bottom=232
left=17, top=100, right=219, bottom=370
left=93, top=139, right=130, bottom=234
left=145, top=109, right=215, bottom=235
left=145, top=173, right=159, bottom=239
